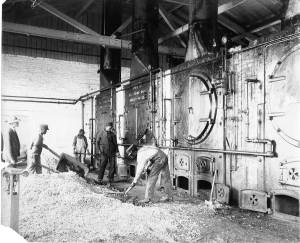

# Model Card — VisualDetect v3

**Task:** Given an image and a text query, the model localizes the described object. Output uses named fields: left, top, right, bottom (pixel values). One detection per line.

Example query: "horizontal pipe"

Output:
left=1, top=99, right=75, bottom=105
left=230, top=33, right=300, bottom=54
left=117, top=144, right=275, bottom=157
left=2, top=95, right=76, bottom=102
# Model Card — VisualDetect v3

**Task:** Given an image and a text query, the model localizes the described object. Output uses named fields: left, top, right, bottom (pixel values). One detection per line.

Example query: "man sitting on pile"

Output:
left=125, top=133, right=173, bottom=203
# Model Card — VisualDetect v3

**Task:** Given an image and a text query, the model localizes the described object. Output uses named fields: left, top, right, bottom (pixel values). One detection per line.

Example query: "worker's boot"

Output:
left=159, top=195, right=173, bottom=202
left=138, top=198, right=151, bottom=204
left=84, top=167, right=89, bottom=177
left=97, top=179, right=104, bottom=185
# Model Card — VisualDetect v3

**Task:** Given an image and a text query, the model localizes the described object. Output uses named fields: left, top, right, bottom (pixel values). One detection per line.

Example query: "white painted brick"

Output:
left=1, top=54, right=99, bottom=156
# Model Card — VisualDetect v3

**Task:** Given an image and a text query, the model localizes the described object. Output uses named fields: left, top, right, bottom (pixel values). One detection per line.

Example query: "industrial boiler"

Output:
left=95, top=1, right=300, bottom=222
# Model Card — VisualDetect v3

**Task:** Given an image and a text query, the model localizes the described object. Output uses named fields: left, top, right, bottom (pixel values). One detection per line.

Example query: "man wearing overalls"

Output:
left=73, top=129, right=88, bottom=164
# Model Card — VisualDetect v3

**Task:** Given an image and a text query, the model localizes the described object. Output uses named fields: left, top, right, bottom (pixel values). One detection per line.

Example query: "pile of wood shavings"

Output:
left=18, top=172, right=297, bottom=242
left=19, top=172, right=178, bottom=242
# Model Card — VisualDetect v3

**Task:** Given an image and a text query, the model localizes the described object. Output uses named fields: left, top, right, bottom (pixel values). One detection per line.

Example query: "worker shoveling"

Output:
left=123, top=133, right=173, bottom=204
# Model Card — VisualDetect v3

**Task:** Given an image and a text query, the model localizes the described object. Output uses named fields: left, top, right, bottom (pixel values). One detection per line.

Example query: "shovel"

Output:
left=205, top=169, right=218, bottom=208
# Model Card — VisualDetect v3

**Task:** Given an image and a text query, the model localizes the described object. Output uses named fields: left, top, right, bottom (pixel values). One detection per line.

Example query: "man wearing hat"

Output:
left=29, top=124, right=49, bottom=174
left=2, top=116, right=21, bottom=164
left=96, top=122, right=119, bottom=186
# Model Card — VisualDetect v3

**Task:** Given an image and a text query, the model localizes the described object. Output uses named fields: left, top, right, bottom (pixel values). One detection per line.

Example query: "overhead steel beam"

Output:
left=159, top=5, right=186, bottom=47
left=2, top=22, right=185, bottom=56
left=75, top=0, right=95, bottom=18
left=32, top=1, right=100, bottom=36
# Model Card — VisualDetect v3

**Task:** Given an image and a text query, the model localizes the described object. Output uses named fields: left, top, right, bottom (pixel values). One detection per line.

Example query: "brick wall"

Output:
left=1, top=54, right=99, bottom=158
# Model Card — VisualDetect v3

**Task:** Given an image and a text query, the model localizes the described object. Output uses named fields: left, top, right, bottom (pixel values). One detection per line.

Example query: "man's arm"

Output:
left=84, top=136, right=88, bottom=149
left=113, top=133, right=119, bottom=153
left=73, top=136, right=77, bottom=147
left=72, top=136, right=77, bottom=152
left=96, top=134, right=103, bottom=153
left=7, top=130, right=17, bottom=163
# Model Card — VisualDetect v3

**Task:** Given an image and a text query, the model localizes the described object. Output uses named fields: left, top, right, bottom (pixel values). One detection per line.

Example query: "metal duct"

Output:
left=185, top=0, right=218, bottom=61
left=131, top=0, right=159, bottom=77
left=100, top=0, right=122, bottom=88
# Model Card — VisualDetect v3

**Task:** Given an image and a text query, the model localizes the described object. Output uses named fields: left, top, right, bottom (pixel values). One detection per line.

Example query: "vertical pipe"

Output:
left=135, top=107, right=138, bottom=140
left=160, top=70, right=164, bottom=145
left=90, top=98, right=94, bottom=168
left=262, top=47, right=267, bottom=191
left=223, top=91, right=227, bottom=185
left=81, top=101, right=85, bottom=129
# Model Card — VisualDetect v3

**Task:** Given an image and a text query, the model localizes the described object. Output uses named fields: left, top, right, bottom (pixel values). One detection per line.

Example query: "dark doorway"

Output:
left=197, top=180, right=212, bottom=190
left=275, top=195, right=299, bottom=216
left=178, top=176, right=189, bottom=190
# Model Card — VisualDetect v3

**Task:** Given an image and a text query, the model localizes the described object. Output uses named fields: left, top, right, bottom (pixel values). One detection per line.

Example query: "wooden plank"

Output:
left=2, top=22, right=185, bottom=56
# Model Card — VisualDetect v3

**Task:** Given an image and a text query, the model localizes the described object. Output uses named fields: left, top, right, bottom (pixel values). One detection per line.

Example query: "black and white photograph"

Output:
left=1, top=0, right=300, bottom=242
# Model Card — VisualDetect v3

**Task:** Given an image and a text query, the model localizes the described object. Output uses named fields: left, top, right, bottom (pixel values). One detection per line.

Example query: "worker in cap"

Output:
left=125, top=132, right=172, bottom=203
left=96, top=121, right=119, bottom=186
left=2, top=116, right=21, bottom=164
left=73, top=129, right=88, bottom=164
left=29, top=124, right=49, bottom=174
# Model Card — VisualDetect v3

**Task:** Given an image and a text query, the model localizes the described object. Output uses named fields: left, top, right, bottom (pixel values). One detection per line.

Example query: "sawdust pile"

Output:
left=19, top=172, right=187, bottom=242
left=19, top=173, right=299, bottom=243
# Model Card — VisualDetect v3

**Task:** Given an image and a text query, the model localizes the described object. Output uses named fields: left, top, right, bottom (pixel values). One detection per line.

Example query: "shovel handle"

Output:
left=45, top=147, right=60, bottom=158
left=209, top=169, right=218, bottom=201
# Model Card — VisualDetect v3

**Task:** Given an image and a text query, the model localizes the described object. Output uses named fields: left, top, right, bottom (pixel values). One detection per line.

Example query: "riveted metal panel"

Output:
left=174, top=152, right=191, bottom=172
left=216, top=183, right=230, bottom=204
left=279, top=160, right=300, bottom=187
left=239, top=189, right=269, bottom=213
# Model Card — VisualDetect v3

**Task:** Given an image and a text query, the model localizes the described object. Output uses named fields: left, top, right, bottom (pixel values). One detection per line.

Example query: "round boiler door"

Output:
left=267, top=44, right=300, bottom=147
left=186, top=73, right=217, bottom=144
